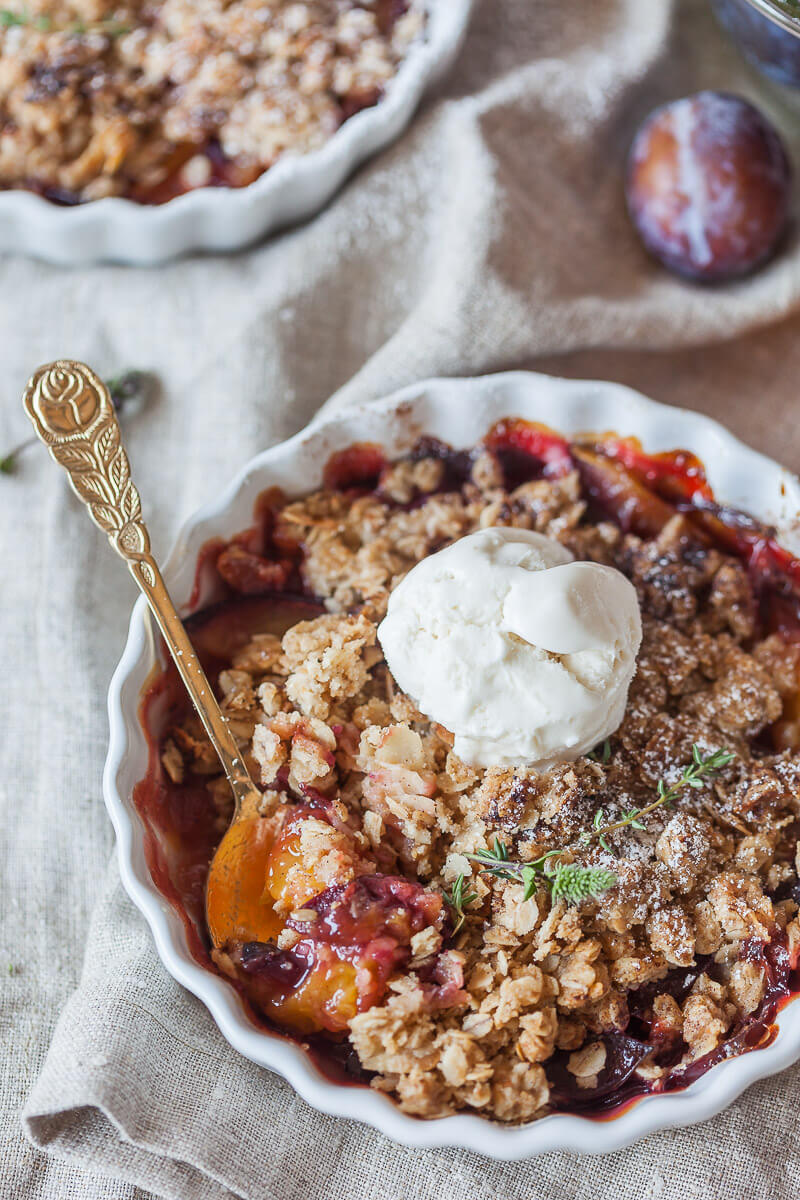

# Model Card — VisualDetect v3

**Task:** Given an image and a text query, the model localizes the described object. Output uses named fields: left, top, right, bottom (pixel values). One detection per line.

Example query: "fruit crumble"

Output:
left=0, top=0, right=425, bottom=203
left=136, top=420, right=800, bottom=1123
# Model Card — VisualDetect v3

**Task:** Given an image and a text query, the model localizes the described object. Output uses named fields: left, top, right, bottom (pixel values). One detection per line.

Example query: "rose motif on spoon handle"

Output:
left=26, top=363, right=102, bottom=438
left=23, top=360, right=154, bottom=583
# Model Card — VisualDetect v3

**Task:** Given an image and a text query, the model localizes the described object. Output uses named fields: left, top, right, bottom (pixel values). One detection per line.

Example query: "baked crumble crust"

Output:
left=162, top=445, right=800, bottom=1123
left=0, top=0, right=425, bottom=202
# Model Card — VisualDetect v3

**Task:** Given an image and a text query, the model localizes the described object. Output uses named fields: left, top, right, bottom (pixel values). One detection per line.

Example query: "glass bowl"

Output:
left=711, top=0, right=800, bottom=86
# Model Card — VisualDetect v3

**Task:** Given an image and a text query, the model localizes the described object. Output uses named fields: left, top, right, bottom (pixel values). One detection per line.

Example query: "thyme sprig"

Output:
left=443, top=873, right=479, bottom=933
left=463, top=746, right=734, bottom=910
left=1, top=369, right=150, bottom=475
left=106, top=369, right=151, bottom=411
left=0, top=8, right=130, bottom=35
left=580, top=744, right=735, bottom=850
left=468, top=837, right=617, bottom=906
left=0, top=6, right=47, bottom=28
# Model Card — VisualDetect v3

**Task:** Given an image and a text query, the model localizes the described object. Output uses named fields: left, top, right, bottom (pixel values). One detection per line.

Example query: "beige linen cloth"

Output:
left=5, top=0, right=800, bottom=1195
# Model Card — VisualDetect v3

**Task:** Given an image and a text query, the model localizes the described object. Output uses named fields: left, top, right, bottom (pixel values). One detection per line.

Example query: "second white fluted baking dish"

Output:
left=0, top=0, right=472, bottom=267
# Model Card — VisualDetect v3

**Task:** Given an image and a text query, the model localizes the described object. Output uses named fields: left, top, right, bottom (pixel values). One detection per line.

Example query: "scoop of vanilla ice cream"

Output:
left=377, top=527, right=642, bottom=769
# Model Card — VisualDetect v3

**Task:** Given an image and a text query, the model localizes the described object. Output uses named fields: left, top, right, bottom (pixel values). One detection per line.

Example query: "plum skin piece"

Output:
left=626, top=91, right=791, bottom=282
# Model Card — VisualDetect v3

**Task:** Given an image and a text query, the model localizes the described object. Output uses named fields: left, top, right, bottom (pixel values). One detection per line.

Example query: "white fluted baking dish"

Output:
left=0, top=0, right=472, bottom=267
left=105, top=371, right=800, bottom=1157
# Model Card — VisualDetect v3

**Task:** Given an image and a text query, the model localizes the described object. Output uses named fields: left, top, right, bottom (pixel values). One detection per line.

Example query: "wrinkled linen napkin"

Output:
left=6, top=0, right=800, bottom=1196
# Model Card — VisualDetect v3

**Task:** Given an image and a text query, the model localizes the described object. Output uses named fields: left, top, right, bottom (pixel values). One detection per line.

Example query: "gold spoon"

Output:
left=23, top=360, right=267, bottom=949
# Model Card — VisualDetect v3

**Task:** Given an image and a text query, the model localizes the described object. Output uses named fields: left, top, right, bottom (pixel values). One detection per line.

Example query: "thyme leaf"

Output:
left=443, top=872, right=479, bottom=933
left=548, top=862, right=618, bottom=904
left=587, top=738, right=612, bottom=764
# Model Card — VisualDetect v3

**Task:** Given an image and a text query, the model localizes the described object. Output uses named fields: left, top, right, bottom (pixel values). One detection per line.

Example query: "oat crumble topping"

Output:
left=151, top=426, right=800, bottom=1123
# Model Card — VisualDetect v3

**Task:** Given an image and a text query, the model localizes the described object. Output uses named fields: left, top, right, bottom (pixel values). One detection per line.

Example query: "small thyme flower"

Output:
left=443, top=873, right=479, bottom=933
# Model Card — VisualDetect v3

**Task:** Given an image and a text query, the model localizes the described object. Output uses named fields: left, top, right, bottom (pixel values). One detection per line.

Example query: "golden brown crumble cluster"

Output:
left=164, top=450, right=800, bottom=1123
left=0, top=0, right=424, bottom=201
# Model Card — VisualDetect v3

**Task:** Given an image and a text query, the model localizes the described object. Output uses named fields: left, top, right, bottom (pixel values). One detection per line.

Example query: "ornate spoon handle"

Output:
left=23, top=360, right=260, bottom=816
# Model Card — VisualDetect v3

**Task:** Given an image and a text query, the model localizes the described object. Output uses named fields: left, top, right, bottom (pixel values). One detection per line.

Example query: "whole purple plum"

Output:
left=626, top=91, right=791, bottom=282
